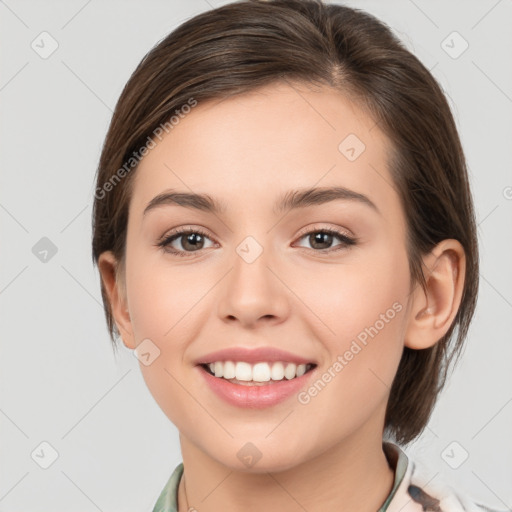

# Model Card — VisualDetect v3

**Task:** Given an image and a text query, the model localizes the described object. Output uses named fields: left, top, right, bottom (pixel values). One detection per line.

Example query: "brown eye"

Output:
left=308, top=232, right=335, bottom=250
left=295, top=228, right=357, bottom=253
left=176, top=232, right=206, bottom=251
left=157, top=228, right=215, bottom=256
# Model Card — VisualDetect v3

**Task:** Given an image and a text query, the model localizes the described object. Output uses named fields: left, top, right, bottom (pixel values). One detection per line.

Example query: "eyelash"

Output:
left=156, top=225, right=358, bottom=257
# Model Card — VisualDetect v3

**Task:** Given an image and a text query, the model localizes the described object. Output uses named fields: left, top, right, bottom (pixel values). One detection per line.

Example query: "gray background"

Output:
left=1, top=0, right=511, bottom=510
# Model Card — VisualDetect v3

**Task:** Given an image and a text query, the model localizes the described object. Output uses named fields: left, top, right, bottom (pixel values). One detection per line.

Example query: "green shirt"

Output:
left=151, top=442, right=503, bottom=512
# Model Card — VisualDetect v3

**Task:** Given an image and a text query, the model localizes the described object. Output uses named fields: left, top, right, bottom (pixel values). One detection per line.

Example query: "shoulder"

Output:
left=385, top=443, right=507, bottom=512
left=407, top=479, right=506, bottom=512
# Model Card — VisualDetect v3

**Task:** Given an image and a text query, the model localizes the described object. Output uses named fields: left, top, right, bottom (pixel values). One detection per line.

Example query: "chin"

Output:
left=207, top=443, right=312, bottom=474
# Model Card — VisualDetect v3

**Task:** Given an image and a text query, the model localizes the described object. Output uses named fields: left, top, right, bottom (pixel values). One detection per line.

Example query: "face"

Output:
left=110, top=81, right=415, bottom=472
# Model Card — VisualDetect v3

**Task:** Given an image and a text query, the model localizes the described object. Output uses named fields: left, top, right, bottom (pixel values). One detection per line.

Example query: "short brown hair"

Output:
left=91, top=0, right=479, bottom=446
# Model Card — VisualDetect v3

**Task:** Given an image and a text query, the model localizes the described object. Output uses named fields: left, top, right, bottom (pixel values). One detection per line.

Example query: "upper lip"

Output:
left=194, top=347, right=317, bottom=366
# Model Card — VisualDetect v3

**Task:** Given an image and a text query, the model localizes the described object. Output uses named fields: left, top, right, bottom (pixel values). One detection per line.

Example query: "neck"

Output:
left=177, top=430, right=395, bottom=512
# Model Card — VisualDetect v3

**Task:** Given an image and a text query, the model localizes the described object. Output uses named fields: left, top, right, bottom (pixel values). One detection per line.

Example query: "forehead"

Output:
left=130, top=81, right=397, bottom=219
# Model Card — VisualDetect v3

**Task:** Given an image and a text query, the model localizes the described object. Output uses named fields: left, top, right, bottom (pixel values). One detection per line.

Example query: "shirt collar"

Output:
left=378, top=441, right=410, bottom=511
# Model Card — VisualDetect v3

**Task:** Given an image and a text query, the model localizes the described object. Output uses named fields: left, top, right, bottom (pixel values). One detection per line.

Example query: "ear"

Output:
left=97, top=251, right=136, bottom=350
left=404, top=239, right=466, bottom=350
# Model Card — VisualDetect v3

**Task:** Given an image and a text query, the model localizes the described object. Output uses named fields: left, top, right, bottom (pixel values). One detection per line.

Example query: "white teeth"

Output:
left=271, top=362, right=285, bottom=380
left=204, top=361, right=312, bottom=382
left=235, top=362, right=252, bottom=381
left=284, top=363, right=297, bottom=380
left=214, top=361, right=223, bottom=378
left=223, top=360, right=236, bottom=379
left=252, top=362, right=271, bottom=382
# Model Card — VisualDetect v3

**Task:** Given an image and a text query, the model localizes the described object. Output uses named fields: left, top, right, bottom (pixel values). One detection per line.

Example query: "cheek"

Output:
left=299, top=245, right=408, bottom=339
left=297, top=243, right=409, bottom=390
left=297, top=264, right=408, bottom=436
left=125, top=245, right=210, bottom=339
left=124, top=250, right=205, bottom=425
left=124, top=248, right=216, bottom=394
left=137, top=355, right=193, bottom=432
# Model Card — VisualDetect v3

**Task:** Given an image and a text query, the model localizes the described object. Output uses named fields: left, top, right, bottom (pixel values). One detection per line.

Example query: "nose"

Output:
left=216, top=242, right=290, bottom=328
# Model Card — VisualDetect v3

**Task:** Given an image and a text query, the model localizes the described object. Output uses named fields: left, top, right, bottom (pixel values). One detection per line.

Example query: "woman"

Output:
left=92, top=1, right=503, bottom=510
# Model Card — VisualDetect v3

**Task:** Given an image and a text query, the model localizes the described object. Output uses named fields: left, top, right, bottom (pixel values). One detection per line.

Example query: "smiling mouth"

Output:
left=200, top=362, right=317, bottom=386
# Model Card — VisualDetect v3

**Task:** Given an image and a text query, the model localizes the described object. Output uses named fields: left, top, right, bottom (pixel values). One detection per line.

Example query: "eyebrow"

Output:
left=143, top=186, right=380, bottom=217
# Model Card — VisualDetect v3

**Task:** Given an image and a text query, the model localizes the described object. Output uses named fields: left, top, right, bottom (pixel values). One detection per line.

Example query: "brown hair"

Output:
left=91, top=0, right=479, bottom=446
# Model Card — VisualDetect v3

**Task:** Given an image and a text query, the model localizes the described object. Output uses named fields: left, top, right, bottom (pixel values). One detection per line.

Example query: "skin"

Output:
left=98, top=81, right=466, bottom=512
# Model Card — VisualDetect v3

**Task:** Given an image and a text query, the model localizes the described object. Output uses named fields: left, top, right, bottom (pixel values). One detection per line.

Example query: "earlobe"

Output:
left=404, top=239, right=466, bottom=350
left=97, top=251, right=136, bottom=350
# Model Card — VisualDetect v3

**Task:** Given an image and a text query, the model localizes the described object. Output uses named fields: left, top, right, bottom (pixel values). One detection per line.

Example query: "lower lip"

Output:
left=197, top=365, right=316, bottom=409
